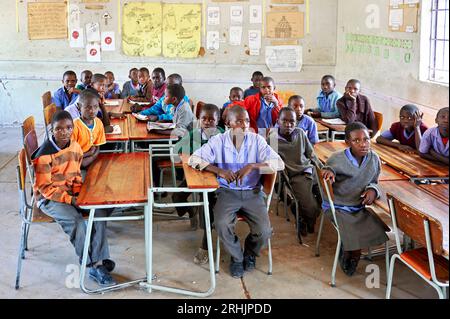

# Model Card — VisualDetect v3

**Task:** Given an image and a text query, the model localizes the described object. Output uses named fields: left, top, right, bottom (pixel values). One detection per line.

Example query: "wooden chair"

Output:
left=23, top=129, right=39, bottom=177
left=195, top=101, right=205, bottom=120
left=374, top=111, right=383, bottom=137
left=215, top=173, right=277, bottom=275
left=386, top=193, right=449, bottom=299
left=21, top=116, right=35, bottom=142
left=43, top=103, right=58, bottom=139
left=314, top=166, right=390, bottom=287
left=41, top=91, right=52, bottom=108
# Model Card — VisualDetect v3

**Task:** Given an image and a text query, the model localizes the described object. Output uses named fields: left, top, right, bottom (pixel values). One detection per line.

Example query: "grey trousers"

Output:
left=213, top=188, right=272, bottom=263
left=39, top=200, right=112, bottom=265
left=289, top=173, right=321, bottom=222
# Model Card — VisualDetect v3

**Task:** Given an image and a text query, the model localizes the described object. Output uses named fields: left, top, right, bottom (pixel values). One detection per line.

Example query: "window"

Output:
left=427, top=0, right=449, bottom=84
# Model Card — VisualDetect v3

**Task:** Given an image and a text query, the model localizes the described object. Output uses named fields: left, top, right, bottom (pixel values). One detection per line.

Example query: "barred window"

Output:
left=428, top=0, right=449, bottom=84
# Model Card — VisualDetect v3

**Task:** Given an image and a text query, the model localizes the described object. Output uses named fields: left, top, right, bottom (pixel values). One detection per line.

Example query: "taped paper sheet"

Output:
left=230, top=5, right=243, bottom=24
left=249, top=5, right=262, bottom=24
left=69, top=4, right=81, bottom=29
left=265, top=45, right=302, bottom=72
left=27, top=2, right=68, bottom=40
left=207, top=31, right=220, bottom=50
left=229, top=26, right=242, bottom=46
left=207, top=7, right=220, bottom=25
left=389, top=8, right=403, bottom=28
left=101, top=31, right=115, bottom=51
left=86, top=22, right=101, bottom=42
left=86, top=43, right=101, bottom=62
left=70, top=27, right=84, bottom=48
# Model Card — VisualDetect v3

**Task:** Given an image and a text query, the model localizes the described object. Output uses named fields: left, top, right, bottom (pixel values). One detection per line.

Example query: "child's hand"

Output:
left=413, top=111, right=423, bottom=128
left=264, top=94, right=278, bottom=107
left=321, top=169, right=335, bottom=183
left=105, top=125, right=114, bottom=133
left=309, top=111, right=321, bottom=118
left=361, top=189, right=377, bottom=205
left=344, top=90, right=357, bottom=100
left=148, top=115, right=158, bottom=122
left=71, top=196, right=79, bottom=208
left=235, top=164, right=254, bottom=185
left=69, top=87, right=81, bottom=95
left=398, top=144, right=415, bottom=153
left=217, top=169, right=237, bottom=184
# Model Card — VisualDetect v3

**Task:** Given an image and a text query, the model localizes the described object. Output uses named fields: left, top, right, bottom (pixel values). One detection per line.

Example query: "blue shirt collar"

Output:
left=345, top=148, right=368, bottom=168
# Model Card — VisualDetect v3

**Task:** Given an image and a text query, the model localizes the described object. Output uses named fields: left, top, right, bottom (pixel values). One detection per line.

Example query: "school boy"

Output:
left=244, top=71, right=264, bottom=98
left=104, top=71, right=121, bottom=99
left=419, top=107, right=449, bottom=165
left=129, top=67, right=153, bottom=103
left=306, top=75, right=342, bottom=119
left=120, top=68, right=140, bottom=98
left=189, top=106, right=284, bottom=278
left=151, top=67, right=167, bottom=104
left=220, top=87, right=245, bottom=129
left=76, top=70, right=93, bottom=91
left=32, top=110, right=116, bottom=286
left=288, top=95, right=319, bottom=145
left=52, top=70, right=79, bottom=109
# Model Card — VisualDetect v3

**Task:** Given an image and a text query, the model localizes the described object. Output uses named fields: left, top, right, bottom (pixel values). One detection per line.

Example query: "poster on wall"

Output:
left=27, top=2, right=68, bottom=40
left=248, top=30, right=261, bottom=55
left=249, top=5, right=262, bottom=24
left=206, top=31, right=220, bottom=50
left=266, top=11, right=304, bottom=38
left=230, top=6, right=244, bottom=24
left=101, top=31, right=115, bottom=51
left=85, top=22, right=101, bottom=42
left=207, top=7, right=220, bottom=25
left=86, top=43, right=101, bottom=62
left=70, top=27, right=84, bottom=48
left=229, top=26, right=243, bottom=46
left=265, top=45, right=302, bottom=72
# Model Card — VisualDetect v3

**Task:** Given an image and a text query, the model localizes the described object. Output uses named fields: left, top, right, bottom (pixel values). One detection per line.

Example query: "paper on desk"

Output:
left=132, top=113, right=149, bottom=121
left=147, top=122, right=176, bottom=131
left=106, top=125, right=122, bottom=135
left=104, top=99, right=120, bottom=106
left=132, top=101, right=152, bottom=106
left=321, top=118, right=346, bottom=125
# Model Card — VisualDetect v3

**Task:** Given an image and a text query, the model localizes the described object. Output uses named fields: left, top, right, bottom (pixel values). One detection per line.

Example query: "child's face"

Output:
left=81, top=72, right=92, bottom=86
left=345, top=82, right=360, bottom=98
left=105, top=73, right=115, bottom=86
left=166, top=76, right=181, bottom=86
left=62, top=74, right=77, bottom=90
left=200, top=110, right=218, bottom=129
left=91, top=79, right=106, bottom=95
left=79, top=97, right=100, bottom=122
left=229, top=89, right=243, bottom=102
left=228, top=112, right=250, bottom=133
left=152, top=71, right=165, bottom=88
left=321, top=78, right=335, bottom=94
left=129, top=70, right=138, bottom=83
left=252, top=74, right=263, bottom=88
left=53, top=119, right=73, bottom=145
left=436, top=110, right=449, bottom=136
left=399, top=110, right=415, bottom=130
left=290, top=98, right=306, bottom=119
left=278, top=110, right=297, bottom=136
left=163, top=89, right=177, bottom=106
left=138, top=71, right=150, bottom=85
left=260, top=80, right=275, bottom=97
left=346, top=129, right=371, bottom=158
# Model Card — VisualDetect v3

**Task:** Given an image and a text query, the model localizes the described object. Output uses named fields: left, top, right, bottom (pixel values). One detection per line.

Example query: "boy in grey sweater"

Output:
left=321, top=122, right=389, bottom=276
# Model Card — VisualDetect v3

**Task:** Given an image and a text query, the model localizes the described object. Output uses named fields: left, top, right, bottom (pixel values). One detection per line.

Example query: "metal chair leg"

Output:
left=267, top=238, right=272, bottom=275
left=315, top=213, right=325, bottom=257
left=15, top=220, right=27, bottom=289
left=158, top=169, right=164, bottom=201
left=283, top=185, right=290, bottom=222
left=294, top=201, right=302, bottom=244
left=331, top=236, right=341, bottom=287
left=385, top=241, right=390, bottom=281
left=385, top=254, right=399, bottom=299
left=276, top=178, right=282, bottom=216
left=215, top=236, right=220, bottom=274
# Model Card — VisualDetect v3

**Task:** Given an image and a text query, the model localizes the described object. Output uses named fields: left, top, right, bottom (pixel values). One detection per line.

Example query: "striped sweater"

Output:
left=32, top=138, right=83, bottom=204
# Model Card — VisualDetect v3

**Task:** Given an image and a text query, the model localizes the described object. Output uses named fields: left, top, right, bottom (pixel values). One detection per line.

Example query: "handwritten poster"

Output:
left=162, top=3, right=202, bottom=58
left=122, top=2, right=162, bottom=57
left=265, top=45, right=302, bottom=72
left=27, top=2, right=68, bottom=40
left=266, top=11, right=304, bottom=38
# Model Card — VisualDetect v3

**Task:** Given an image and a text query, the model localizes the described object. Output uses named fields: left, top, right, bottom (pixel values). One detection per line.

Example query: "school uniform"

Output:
left=244, top=93, right=282, bottom=134
left=336, top=94, right=378, bottom=135
left=297, top=114, right=319, bottom=145
left=52, top=87, right=79, bottom=110
left=104, top=83, right=121, bottom=99
left=243, top=86, right=260, bottom=99
left=32, top=137, right=111, bottom=265
left=269, top=128, right=322, bottom=223
left=76, top=83, right=88, bottom=91
left=381, top=121, right=428, bottom=149
left=140, top=95, right=190, bottom=120
left=152, top=83, right=167, bottom=102
left=313, top=90, right=342, bottom=119
left=120, top=81, right=139, bottom=98
left=72, top=117, right=106, bottom=153
left=419, top=126, right=449, bottom=157
left=135, top=81, right=153, bottom=101
left=189, top=130, right=285, bottom=262
left=322, top=149, right=389, bottom=251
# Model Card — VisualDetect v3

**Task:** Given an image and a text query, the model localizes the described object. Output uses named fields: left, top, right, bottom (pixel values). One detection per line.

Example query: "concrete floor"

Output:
left=0, top=126, right=441, bottom=299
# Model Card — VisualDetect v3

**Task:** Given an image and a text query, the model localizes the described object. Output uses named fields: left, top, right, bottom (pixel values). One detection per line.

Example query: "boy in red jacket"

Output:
left=243, top=77, right=283, bottom=134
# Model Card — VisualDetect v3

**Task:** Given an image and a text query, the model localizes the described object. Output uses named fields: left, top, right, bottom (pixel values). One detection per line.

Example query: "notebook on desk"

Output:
left=104, top=100, right=120, bottom=106
left=106, top=124, right=122, bottom=135
left=147, top=122, right=175, bottom=131
left=321, top=118, right=346, bottom=125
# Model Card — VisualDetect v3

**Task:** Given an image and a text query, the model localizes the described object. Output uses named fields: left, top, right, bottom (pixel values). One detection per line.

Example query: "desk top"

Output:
left=127, top=114, right=178, bottom=141
left=375, top=180, right=449, bottom=257
left=314, top=142, right=409, bottom=181
left=106, top=117, right=129, bottom=141
left=371, top=143, right=449, bottom=178
left=104, top=99, right=124, bottom=114
left=121, top=100, right=133, bottom=113
left=417, top=184, right=449, bottom=205
left=316, top=122, right=330, bottom=132
left=77, top=153, right=150, bottom=206
left=180, top=154, right=219, bottom=189
left=315, top=119, right=346, bottom=132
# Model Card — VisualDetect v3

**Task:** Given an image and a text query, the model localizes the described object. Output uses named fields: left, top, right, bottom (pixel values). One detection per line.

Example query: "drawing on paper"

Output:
left=275, top=16, right=292, bottom=38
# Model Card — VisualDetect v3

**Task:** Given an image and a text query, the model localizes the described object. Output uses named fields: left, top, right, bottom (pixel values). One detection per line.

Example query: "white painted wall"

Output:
left=0, top=0, right=338, bottom=125
left=335, top=0, right=449, bottom=127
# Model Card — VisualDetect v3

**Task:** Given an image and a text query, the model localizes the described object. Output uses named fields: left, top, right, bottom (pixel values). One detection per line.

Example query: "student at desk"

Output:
left=76, top=70, right=93, bottom=91
left=32, top=111, right=116, bottom=287
left=52, top=70, right=80, bottom=110
left=306, top=75, right=342, bottom=119
left=120, top=68, right=139, bottom=98
left=321, top=122, right=389, bottom=276
left=172, top=104, right=224, bottom=265
left=189, top=106, right=284, bottom=279
left=129, top=67, right=153, bottom=104
left=419, top=107, right=449, bottom=165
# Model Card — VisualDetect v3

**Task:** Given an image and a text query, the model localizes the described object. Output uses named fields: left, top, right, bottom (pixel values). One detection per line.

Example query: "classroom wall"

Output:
left=335, top=0, right=449, bottom=128
left=0, top=0, right=338, bottom=126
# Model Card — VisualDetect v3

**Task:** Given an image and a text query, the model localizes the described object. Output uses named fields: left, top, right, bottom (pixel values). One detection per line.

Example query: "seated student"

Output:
left=71, top=90, right=107, bottom=168
left=244, top=71, right=264, bottom=98
left=220, top=87, right=244, bottom=129
left=376, top=104, right=427, bottom=152
left=321, top=122, right=389, bottom=276
left=172, top=104, right=224, bottom=265
left=32, top=110, right=116, bottom=286
left=270, top=107, right=323, bottom=236
left=244, top=76, right=283, bottom=134
left=419, top=107, right=449, bottom=165
left=129, top=67, right=153, bottom=103
left=151, top=67, right=167, bottom=105
left=76, top=70, right=93, bottom=91
left=288, top=95, right=319, bottom=145
left=120, top=68, right=139, bottom=98
left=336, top=79, right=379, bottom=136
left=189, top=106, right=285, bottom=278
left=52, top=70, right=80, bottom=110
left=306, top=75, right=342, bottom=119
left=104, top=71, right=121, bottom=99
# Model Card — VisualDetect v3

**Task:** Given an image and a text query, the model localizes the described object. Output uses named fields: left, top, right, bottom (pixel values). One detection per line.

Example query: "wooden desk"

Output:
left=371, top=143, right=449, bottom=179
left=315, top=118, right=346, bottom=133
left=127, top=114, right=178, bottom=152
left=121, top=99, right=133, bottom=113
left=417, top=184, right=449, bottom=205
left=104, top=99, right=124, bottom=114
left=375, top=180, right=449, bottom=257
left=314, top=142, right=409, bottom=181
left=103, top=117, right=130, bottom=153
left=76, top=153, right=150, bottom=294
left=180, top=154, right=219, bottom=189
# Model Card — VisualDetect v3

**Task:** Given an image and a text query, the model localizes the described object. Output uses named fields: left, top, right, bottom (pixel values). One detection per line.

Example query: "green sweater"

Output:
left=174, top=127, right=224, bottom=155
